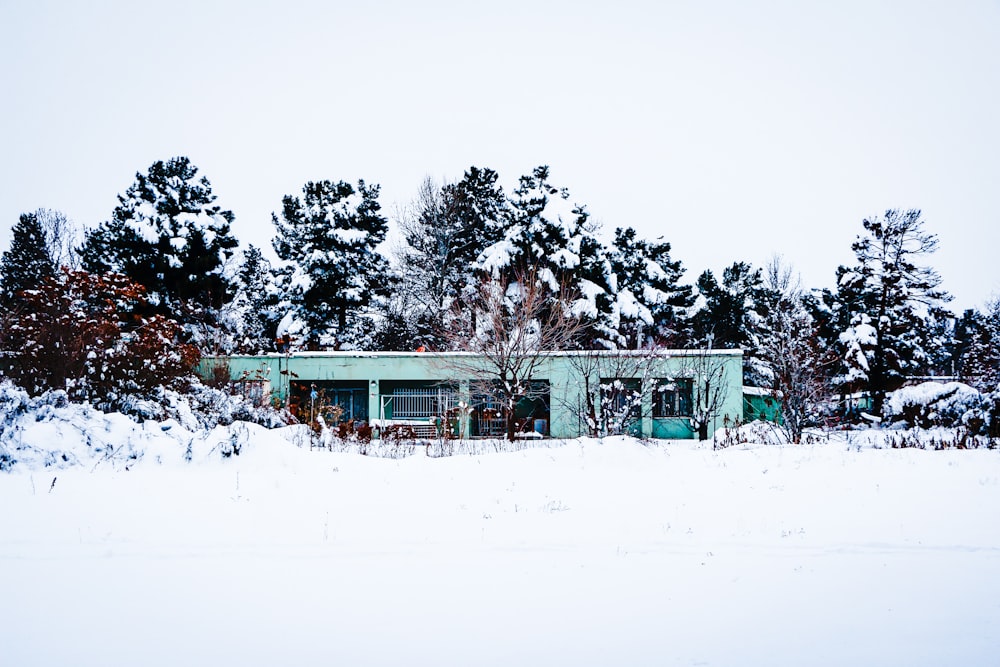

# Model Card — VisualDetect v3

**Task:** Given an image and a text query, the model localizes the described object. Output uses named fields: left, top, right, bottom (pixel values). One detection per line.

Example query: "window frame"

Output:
left=653, top=378, right=693, bottom=418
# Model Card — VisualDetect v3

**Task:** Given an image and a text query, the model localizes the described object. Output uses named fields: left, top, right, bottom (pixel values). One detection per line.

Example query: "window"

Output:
left=600, top=378, right=642, bottom=420
left=329, top=387, right=368, bottom=422
left=293, top=381, right=369, bottom=422
left=653, top=379, right=693, bottom=417
left=470, top=380, right=550, bottom=437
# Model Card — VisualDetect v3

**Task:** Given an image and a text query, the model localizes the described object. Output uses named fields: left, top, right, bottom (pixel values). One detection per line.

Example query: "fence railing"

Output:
left=381, top=388, right=457, bottom=420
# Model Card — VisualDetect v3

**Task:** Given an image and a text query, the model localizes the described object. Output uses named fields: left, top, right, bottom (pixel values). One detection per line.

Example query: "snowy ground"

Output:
left=2, top=416, right=999, bottom=666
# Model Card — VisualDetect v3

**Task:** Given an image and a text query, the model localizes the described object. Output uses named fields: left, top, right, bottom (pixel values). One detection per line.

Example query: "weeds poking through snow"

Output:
left=884, top=427, right=997, bottom=450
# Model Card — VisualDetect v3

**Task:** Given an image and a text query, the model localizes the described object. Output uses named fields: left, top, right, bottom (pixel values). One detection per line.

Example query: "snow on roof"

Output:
left=209, top=348, right=744, bottom=360
left=743, top=386, right=780, bottom=397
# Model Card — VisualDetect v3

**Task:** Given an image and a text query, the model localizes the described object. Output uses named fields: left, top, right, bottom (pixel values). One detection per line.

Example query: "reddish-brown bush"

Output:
left=2, top=269, right=199, bottom=408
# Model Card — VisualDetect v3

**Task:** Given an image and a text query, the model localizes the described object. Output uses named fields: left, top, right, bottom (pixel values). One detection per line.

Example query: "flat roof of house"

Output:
left=218, top=349, right=744, bottom=359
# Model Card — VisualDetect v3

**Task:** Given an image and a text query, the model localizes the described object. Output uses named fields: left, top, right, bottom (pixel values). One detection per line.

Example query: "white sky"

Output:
left=1, top=0, right=998, bottom=311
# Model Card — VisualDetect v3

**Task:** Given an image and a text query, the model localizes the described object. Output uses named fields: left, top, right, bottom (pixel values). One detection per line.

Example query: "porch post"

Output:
left=368, top=378, right=380, bottom=436
left=641, top=377, right=653, bottom=439
left=459, top=379, right=471, bottom=439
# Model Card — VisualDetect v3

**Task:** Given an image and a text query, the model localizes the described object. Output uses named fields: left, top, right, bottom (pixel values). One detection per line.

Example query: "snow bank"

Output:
left=0, top=380, right=291, bottom=471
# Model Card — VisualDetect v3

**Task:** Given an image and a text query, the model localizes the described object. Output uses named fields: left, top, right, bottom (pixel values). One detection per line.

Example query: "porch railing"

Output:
left=380, top=388, right=457, bottom=420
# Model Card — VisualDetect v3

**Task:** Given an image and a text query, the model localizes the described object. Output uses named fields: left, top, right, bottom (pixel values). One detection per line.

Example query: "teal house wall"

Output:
left=743, top=387, right=782, bottom=423
left=201, top=350, right=743, bottom=440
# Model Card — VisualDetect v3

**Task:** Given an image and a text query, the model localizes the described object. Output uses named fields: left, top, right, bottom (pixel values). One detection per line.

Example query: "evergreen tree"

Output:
left=957, top=303, right=1000, bottom=391
left=920, top=309, right=957, bottom=377
left=393, top=167, right=508, bottom=349
left=479, top=166, right=586, bottom=286
left=691, top=261, right=768, bottom=383
left=223, top=245, right=282, bottom=354
left=834, top=209, right=952, bottom=414
left=570, top=230, right=618, bottom=349
left=272, top=179, right=388, bottom=350
left=0, top=212, right=57, bottom=309
left=609, top=226, right=694, bottom=348
left=79, top=157, right=239, bottom=322
left=476, top=166, right=615, bottom=349
left=444, top=166, right=509, bottom=295
left=951, top=309, right=978, bottom=377
left=370, top=280, right=422, bottom=351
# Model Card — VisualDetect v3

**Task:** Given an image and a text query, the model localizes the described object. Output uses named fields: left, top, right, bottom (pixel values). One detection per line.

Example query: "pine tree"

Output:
left=272, top=179, right=388, bottom=350
left=393, top=168, right=508, bottom=349
left=834, top=209, right=952, bottom=414
left=957, top=304, right=1000, bottom=391
left=609, top=227, right=694, bottom=349
left=570, top=230, right=618, bottom=349
left=444, top=166, right=508, bottom=295
left=79, top=157, right=238, bottom=323
left=691, top=261, right=768, bottom=383
left=479, top=166, right=588, bottom=287
left=0, top=212, right=57, bottom=309
left=476, top=166, right=615, bottom=349
left=223, top=245, right=282, bottom=354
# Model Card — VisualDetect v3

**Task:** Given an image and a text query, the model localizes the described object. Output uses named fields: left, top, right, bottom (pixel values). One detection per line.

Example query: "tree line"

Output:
left=1, top=156, right=998, bottom=433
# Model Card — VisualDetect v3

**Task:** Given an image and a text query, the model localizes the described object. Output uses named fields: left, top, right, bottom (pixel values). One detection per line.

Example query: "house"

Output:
left=201, top=349, right=744, bottom=440
left=743, top=386, right=782, bottom=423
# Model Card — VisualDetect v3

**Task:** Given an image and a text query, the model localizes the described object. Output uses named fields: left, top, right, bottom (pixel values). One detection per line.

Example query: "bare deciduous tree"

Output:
left=35, top=208, right=82, bottom=270
left=675, top=348, right=731, bottom=441
left=759, top=256, right=835, bottom=443
left=561, top=348, right=662, bottom=438
left=442, top=266, right=582, bottom=441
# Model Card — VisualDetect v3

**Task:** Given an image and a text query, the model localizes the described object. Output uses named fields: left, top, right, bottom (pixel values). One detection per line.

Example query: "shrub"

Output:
left=883, top=381, right=993, bottom=433
left=2, top=269, right=199, bottom=410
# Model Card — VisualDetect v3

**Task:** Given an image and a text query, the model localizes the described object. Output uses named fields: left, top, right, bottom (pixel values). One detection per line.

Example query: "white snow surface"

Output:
left=2, top=402, right=999, bottom=666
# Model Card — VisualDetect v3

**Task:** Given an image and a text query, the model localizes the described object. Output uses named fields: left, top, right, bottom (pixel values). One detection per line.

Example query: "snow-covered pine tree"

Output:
left=919, top=309, right=958, bottom=377
left=272, top=179, right=388, bottom=350
left=222, top=245, right=282, bottom=354
left=956, top=303, right=1000, bottom=391
left=445, top=166, right=509, bottom=296
left=571, top=230, right=619, bottom=349
left=691, top=261, right=768, bottom=384
left=476, top=166, right=615, bottom=349
left=369, top=268, right=421, bottom=352
left=609, top=226, right=694, bottom=349
left=834, top=209, right=952, bottom=414
left=391, top=167, right=508, bottom=349
left=393, top=177, right=454, bottom=349
left=0, top=212, right=57, bottom=309
left=79, top=157, right=238, bottom=325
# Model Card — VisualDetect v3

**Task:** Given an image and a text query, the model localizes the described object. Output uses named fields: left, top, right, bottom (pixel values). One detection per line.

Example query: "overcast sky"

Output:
left=2, top=0, right=997, bottom=311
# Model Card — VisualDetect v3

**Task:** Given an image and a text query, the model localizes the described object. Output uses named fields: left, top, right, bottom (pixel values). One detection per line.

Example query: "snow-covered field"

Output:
left=2, top=409, right=999, bottom=666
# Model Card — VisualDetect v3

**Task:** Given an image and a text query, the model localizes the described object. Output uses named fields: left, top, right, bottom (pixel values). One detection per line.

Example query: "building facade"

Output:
left=202, top=349, right=744, bottom=440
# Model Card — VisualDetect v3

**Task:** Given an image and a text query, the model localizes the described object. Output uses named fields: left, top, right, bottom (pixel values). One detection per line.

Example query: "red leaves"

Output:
left=3, top=268, right=199, bottom=403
